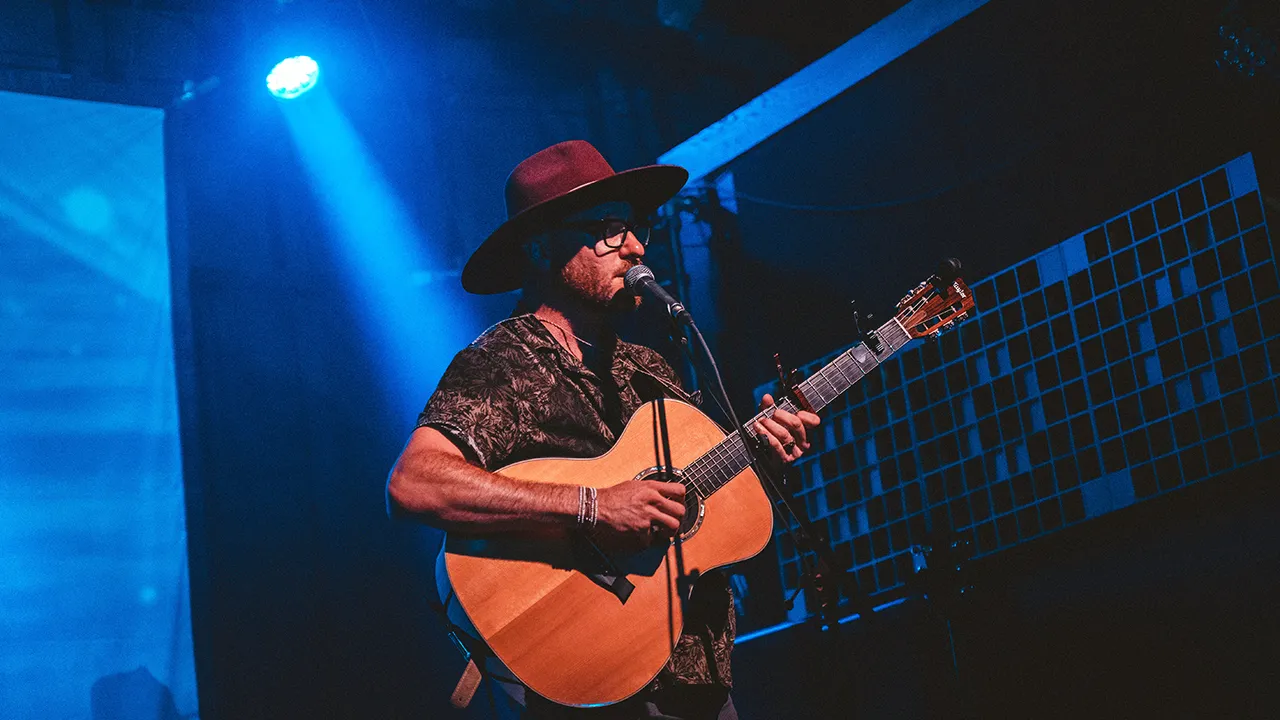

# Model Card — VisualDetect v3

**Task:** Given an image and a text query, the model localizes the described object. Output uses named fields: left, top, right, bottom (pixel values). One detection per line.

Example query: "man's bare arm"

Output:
left=387, top=426, right=578, bottom=533
left=387, top=426, right=686, bottom=543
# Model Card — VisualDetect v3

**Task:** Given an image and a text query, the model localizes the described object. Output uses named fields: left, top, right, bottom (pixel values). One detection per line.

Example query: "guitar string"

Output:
left=678, top=317, right=914, bottom=497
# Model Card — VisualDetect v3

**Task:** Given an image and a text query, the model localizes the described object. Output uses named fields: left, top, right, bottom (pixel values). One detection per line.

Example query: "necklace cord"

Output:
left=538, top=317, right=595, bottom=356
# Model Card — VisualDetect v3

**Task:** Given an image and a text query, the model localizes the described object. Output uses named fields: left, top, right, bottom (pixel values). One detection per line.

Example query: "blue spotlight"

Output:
left=266, top=56, right=320, bottom=99
left=278, top=91, right=473, bottom=416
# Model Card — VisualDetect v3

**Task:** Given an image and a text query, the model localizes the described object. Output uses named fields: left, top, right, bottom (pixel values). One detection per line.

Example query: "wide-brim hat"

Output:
left=462, top=140, right=689, bottom=295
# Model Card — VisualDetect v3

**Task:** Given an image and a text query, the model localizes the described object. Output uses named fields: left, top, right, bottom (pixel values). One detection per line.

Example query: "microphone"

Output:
left=624, top=265, right=694, bottom=327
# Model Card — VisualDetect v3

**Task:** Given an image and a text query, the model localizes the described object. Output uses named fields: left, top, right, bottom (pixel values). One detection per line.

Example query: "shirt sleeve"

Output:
left=415, top=345, right=523, bottom=470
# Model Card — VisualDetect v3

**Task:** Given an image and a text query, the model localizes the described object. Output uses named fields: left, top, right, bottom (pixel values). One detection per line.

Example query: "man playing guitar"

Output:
left=387, top=140, right=819, bottom=719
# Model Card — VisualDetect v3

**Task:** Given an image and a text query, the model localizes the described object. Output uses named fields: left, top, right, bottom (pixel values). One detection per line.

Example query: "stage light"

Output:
left=266, top=56, right=320, bottom=99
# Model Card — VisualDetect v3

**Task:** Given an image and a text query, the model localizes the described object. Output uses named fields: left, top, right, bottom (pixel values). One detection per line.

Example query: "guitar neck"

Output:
left=679, top=317, right=915, bottom=500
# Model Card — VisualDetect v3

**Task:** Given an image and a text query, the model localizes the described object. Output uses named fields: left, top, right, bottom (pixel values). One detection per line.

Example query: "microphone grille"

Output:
left=624, top=264, right=655, bottom=291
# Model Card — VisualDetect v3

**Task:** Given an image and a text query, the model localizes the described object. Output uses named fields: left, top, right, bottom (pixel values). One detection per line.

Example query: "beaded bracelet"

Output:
left=576, top=486, right=599, bottom=532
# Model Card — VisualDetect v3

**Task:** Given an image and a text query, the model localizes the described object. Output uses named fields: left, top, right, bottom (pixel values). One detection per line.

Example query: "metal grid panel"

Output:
left=766, top=153, right=1278, bottom=601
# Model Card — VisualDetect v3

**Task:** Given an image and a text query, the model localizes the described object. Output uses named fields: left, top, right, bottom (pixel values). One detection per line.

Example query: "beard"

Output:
left=556, top=260, right=642, bottom=314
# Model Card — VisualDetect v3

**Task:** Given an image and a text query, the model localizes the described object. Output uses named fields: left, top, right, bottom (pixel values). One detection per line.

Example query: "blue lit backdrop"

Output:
left=0, top=90, right=197, bottom=720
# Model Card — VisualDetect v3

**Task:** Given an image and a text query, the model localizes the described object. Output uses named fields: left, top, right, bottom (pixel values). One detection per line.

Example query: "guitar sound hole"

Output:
left=679, top=492, right=702, bottom=537
left=633, top=466, right=705, bottom=539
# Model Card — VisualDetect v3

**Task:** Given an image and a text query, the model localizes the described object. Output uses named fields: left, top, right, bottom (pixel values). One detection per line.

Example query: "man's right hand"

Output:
left=593, top=480, right=686, bottom=551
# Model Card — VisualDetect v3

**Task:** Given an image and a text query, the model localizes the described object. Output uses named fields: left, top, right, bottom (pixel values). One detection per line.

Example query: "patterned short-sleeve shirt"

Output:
left=418, top=313, right=735, bottom=691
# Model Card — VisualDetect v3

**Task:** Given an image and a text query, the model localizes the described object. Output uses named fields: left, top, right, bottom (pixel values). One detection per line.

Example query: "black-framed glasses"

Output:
left=559, top=218, right=652, bottom=249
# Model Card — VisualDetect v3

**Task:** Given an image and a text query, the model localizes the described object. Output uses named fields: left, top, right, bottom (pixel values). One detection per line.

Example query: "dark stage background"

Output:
left=4, top=0, right=1279, bottom=717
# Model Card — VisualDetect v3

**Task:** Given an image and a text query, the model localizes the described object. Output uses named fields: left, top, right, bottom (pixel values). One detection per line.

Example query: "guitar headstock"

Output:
left=893, top=268, right=978, bottom=340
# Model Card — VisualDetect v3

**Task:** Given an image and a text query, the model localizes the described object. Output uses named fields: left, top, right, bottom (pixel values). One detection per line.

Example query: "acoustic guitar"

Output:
left=437, top=270, right=976, bottom=707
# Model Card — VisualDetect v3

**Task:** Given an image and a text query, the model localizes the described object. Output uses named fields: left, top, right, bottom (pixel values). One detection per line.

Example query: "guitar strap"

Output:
left=431, top=580, right=522, bottom=708
left=449, top=658, right=482, bottom=709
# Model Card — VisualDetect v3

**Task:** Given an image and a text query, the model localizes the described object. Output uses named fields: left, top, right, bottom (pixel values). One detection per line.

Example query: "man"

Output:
left=387, top=140, right=819, bottom=719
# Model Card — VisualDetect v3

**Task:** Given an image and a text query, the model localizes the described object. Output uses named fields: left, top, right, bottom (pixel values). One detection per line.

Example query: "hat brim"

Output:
left=462, top=164, right=689, bottom=295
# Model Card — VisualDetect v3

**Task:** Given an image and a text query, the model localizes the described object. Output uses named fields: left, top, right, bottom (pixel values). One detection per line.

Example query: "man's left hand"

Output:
left=754, top=394, right=821, bottom=465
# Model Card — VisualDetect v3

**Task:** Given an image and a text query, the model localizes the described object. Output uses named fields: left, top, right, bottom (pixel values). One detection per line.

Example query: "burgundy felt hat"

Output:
left=462, top=140, right=689, bottom=295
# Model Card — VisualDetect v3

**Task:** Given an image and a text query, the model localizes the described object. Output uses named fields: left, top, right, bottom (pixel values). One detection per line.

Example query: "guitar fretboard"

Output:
left=678, top=318, right=914, bottom=499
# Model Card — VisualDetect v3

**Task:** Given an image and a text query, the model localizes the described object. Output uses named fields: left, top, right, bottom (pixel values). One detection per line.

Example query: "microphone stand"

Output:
left=639, top=316, right=694, bottom=626
left=652, top=384, right=697, bottom=612
left=670, top=315, right=865, bottom=630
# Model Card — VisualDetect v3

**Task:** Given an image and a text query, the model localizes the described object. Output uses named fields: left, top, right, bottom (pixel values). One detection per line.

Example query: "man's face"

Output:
left=541, top=201, right=647, bottom=312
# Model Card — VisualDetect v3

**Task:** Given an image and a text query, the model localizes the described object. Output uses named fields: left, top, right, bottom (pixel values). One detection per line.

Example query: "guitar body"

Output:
left=442, top=399, right=774, bottom=707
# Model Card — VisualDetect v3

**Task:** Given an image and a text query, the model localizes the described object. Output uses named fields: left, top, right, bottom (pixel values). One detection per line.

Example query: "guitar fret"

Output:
left=692, top=470, right=710, bottom=497
left=687, top=315, right=918, bottom=497
left=664, top=295, right=967, bottom=504
left=842, top=352, right=865, bottom=378
left=804, top=378, right=830, bottom=408
left=823, top=366, right=842, bottom=395
left=840, top=361, right=865, bottom=392
left=828, top=354, right=855, bottom=385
